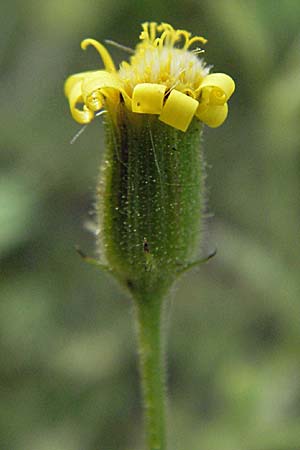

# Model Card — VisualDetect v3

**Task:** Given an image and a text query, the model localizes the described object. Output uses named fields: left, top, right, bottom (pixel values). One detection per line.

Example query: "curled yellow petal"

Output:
left=208, top=87, right=226, bottom=105
left=64, top=71, right=112, bottom=123
left=81, top=70, right=132, bottom=111
left=132, top=83, right=167, bottom=114
left=64, top=71, right=101, bottom=98
left=196, top=102, right=228, bottom=128
left=81, top=38, right=116, bottom=73
left=66, top=79, right=94, bottom=124
left=199, top=86, right=226, bottom=107
left=82, top=71, right=120, bottom=110
left=198, top=73, right=235, bottom=101
left=159, top=90, right=199, bottom=132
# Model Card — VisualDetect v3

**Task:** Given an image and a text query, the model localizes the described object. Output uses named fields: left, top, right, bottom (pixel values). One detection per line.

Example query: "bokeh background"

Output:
left=1, top=1, right=300, bottom=449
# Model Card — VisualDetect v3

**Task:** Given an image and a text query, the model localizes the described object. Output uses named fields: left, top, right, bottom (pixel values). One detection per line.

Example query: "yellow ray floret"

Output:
left=81, top=38, right=116, bottom=73
left=64, top=22, right=235, bottom=131
left=159, top=90, right=199, bottom=132
left=132, top=83, right=167, bottom=114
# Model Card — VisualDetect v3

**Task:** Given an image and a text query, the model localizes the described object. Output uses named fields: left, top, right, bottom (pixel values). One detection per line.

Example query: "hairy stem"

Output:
left=133, top=292, right=167, bottom=450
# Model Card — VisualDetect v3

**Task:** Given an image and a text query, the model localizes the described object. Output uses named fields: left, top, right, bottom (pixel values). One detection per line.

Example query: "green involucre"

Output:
left=96, top=104, right=205, bottom=298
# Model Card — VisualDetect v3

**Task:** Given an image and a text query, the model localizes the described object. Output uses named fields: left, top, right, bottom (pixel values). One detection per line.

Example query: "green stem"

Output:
left=133, top=292, right=167, bottom=450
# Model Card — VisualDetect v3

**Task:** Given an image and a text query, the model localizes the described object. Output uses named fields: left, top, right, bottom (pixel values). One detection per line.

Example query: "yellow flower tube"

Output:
left=159, top=89, right=199, bottom=131
left=132, top=83, right=167, bottom=114
left=198, top=72, right=235, bottom=101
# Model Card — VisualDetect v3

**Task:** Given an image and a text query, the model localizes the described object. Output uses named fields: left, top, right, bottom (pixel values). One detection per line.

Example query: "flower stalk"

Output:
left=64, top=22, right=235, bottom=450
left=133, top=292, right=167, bottom=450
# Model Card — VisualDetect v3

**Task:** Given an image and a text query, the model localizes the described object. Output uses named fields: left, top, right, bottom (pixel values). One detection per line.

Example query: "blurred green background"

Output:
left=1, top=1, right=300, bottom=449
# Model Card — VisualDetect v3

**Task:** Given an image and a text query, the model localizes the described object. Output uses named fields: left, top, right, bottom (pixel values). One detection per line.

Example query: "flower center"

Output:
left=118, top=46, right=209, bottom=97
left=118, top=22, right=209, bottom=98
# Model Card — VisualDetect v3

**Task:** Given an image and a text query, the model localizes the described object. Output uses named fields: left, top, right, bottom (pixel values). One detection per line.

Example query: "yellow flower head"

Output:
left=64, top=22, right=235, bottom=131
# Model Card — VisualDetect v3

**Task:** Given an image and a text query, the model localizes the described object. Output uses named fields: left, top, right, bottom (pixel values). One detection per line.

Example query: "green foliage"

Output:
left=1, top=1, right=300, bottom=449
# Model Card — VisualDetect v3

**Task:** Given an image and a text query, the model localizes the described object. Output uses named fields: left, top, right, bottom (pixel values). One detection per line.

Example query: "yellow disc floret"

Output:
left=64, top=22, right=235, bottom=130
